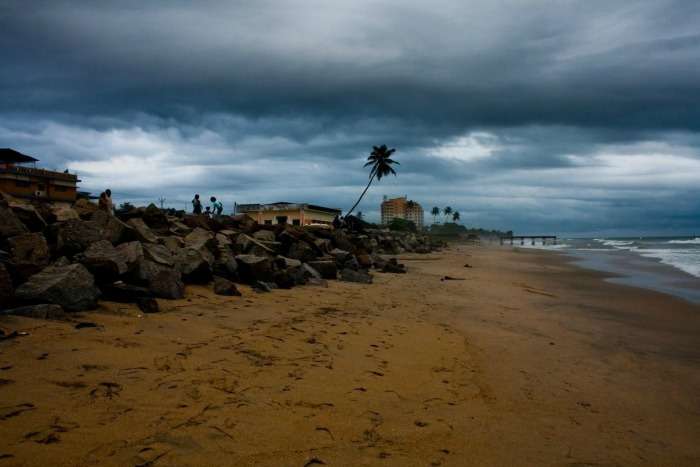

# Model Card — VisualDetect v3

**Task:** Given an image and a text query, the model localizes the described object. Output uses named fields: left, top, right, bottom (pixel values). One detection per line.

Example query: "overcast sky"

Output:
left=2, top=0, right=700, bottom=235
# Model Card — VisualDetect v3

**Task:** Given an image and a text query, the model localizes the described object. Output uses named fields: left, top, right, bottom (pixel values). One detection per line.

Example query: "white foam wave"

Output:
left=638, top=249, right=700, bottom=278
left=593, top=238, right=636, bottom=249
left=668, top=237, right=700, bottom=245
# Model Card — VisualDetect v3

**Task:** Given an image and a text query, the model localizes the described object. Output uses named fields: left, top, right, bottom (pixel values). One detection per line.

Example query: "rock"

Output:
left=307, top=261, right=337, bottom=280
left=116, top=241, right=144, bottom=272
left=50, top=205, right=79, bottom=222
left=127, top=218, right=159, bottom=244
left=307, top=278, right=329, bottom=287
left=235, top=255, right=273, bottom=283
left=15, top=264, right=100, bottom=311
left=101, top=282, right=153, bottom=302
left=9, top=203, right=46, bottom=232
left=143, top=243, right=175, bottom=267
left=213, top=276, right=241, bottom=296
left=0, top=263, right=14, bottom=308
left=162, top=236, right=185, bottom=254
left=6, top=233, right=50, bottom=281
left=215, top=232, right=232, bottom=248
left=169, top=219, right=192, bottom=236
left=73, top=198, right=99, bottom=219
left=56, top=219, right=104, bottom=256
left=174, top=248, right=213, bottom=284
left=356, top=253, right=373, bottom=269
left=142, top=204, right=169, bottom=229
left=275, top=256, right=302, bottom=270
left=213, top=252, right=239, bottom=281
left=91, top=210, right=133, bottom=244
left=0, top=201, right=29, bottom=238
left=339, top=268, right=373, bottom=284
left=300, top=263, right=322, bottom=280
left=138, top=298, right=160, bottom=313
left=82, top=240, right=128, bottom=281
left=0, top=304, right=66, bottom=320
left=252, top=281, right=275, bottom=293
left=382, top=258, right=406, bottom=273
left=184, top=228, right=217, bottom=254
left=135, top=259, right=185, bottom=299
left=182, top=214, right=213, bottom=231
left=286, top=240, right=318, bottom=263
left=272, top=269, right=296, bottom=289
left=252, top=230, right=276, bottom=243
left=236, top=233, right=275, bottom=256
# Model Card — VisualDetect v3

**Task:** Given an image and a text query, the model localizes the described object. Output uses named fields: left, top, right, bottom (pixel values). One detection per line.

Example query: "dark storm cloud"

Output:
left=1, top=0, right=700, bottom=234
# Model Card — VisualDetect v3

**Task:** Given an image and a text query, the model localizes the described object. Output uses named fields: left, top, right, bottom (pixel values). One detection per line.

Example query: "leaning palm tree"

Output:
left=443, top=206, right=453, bottom=223
left=346, top=145, right=399, bottom=217
left=452, top=211, right=460, bottom=223
left=431, top=206, right=440, bottom=224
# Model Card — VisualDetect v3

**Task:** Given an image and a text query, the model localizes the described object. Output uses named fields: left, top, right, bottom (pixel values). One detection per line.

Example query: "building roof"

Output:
left=0, top=148, right=38, bottom=164
left=237, top=202, right=341, bottom=215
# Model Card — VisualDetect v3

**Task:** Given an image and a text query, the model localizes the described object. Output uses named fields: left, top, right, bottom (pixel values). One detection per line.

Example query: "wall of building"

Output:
left=245, top=208, right=337, bottom=226
left=381, top=196, right=424, bottom=229
left=0, top=175, right=77, bottom=202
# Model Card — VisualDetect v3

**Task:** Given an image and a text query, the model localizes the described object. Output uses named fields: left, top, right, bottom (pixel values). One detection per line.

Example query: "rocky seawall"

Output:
left=0, top=197, right=442, bottom=318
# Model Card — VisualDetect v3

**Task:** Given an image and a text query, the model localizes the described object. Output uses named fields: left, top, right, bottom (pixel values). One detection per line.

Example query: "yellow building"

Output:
left=235, top=202, right=341, bottom=226
left=381, top=196, right=424, bottom=229
left=0, top=148, right=79, bottom=203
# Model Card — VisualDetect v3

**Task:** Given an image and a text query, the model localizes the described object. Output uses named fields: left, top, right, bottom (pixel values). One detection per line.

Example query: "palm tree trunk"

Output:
left=346, top=172, right=376, bottom=217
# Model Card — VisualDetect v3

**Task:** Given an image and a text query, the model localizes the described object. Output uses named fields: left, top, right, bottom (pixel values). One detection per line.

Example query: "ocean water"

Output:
left=507, top=237, right=700, bottom=303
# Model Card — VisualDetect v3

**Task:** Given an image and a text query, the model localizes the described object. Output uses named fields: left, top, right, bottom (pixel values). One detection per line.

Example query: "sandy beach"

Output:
left=1, top=245, right=699, bottom=466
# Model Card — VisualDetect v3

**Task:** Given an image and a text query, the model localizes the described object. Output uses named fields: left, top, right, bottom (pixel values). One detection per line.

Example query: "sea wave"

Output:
left=593, top=238, right=636, bottom=249
left=668, top=237, right=700, bottom=244
left=637, top=249, right=700, bottom=278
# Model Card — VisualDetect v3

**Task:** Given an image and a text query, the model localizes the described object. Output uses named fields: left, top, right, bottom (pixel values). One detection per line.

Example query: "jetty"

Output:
left=500, top=235, right=557, bottom=246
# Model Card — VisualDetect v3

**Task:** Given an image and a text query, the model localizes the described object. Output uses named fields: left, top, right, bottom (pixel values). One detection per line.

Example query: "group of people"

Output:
left=97, top=189, right=114, bottom=214
left=192, top=194, right=224, bottom=217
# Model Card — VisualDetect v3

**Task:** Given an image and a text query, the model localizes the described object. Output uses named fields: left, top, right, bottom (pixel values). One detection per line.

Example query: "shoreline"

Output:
left=1, top=245, right=699, bottom=466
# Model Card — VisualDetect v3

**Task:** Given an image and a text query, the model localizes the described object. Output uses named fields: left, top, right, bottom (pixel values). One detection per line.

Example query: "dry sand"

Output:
left=1, top=245, right=699, bottom=466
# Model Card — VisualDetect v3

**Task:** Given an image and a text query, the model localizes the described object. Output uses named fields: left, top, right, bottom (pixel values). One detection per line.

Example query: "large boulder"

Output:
left=81, top=240, right=128, bottom=281
left=9, top=203, right=46, bottom=232
left=168, top=219, right=192, bottom=236
left=101, top=282, right=160, bottom=313
left=73, top=198, right=99, bottom=219
left=174, top=248, right=213, bottom=284
left=162, top=236, right=185, bottom=254
left=235, top=255, right=273, bottom=283
left=213, top=251, right=239, bottom=281
left=134, top=259, right=185, bottom=299
left=56, top=219, right=104, bottom=256
left=116, top=241, right=144, bottom=272
left=184, top=228, right=217, bottom=254
left=0, top=201, right=28, bottom=238
left=50, top=205, right=80, bottom=222
left=15, top=263, right=100, bottom=311
left=213, top=276, right=241, bottom=296
left=339, top=268, right=373, bottom=284
left=6, top=233, right=50, bottom=281
left=0, top=304, right=66, bottom=320
left=143, top=243, right=175, bottom=267
left=0, top=263, right=14, bottom=308
left=127, top=218, right=159, bottom=244
left=286, top=240, right=318, bottom=263
left=252, top=230, right=276, bottom=243
left=91, top=210, right=133, bottom=244
left=142, top=204, right=169, bottom=230
left=307, top=260, right=337, bottom=280
left=235, top=233, right=275, bottom=256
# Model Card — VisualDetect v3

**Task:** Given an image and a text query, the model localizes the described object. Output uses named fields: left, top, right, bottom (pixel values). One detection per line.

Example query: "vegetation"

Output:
left=431, top=206, right=440, bottom=223
left=346, top=144, right=399, bottom=217
left=443, top=206, right=452, bottom=223
left=452, top=211, right=460, bottom=223
left=388, top=217, right=417, bottom=232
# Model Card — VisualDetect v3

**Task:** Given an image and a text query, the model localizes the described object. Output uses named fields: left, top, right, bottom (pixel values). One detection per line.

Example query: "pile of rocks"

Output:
left=0, top=197, right=441, bottom=317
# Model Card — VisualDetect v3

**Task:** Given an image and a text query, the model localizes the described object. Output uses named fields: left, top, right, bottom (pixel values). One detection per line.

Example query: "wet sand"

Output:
left=1, top=245, right=699, bottom=466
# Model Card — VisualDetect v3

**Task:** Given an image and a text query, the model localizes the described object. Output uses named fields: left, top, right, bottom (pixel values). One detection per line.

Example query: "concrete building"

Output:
left=381, top=196, right=424, bottom=229
left=0, top=148, right=79, bottom=203
left=235, top=202, right=341, bottom=226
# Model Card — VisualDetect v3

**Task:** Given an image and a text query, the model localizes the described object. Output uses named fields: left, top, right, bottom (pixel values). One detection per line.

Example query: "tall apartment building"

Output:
left=380, top=196, right=424, bottom=229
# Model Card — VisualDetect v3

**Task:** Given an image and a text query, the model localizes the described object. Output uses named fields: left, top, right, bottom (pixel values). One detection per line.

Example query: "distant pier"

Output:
left=500, top=235, right=557, bottom=246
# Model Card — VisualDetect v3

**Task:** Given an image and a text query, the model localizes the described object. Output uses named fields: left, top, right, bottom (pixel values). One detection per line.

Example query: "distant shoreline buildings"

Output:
left=235, top=202, right=341, bottom=226
left=381, top=196, right=424, bottom=229
left=0, top=148, right=79, bottom=203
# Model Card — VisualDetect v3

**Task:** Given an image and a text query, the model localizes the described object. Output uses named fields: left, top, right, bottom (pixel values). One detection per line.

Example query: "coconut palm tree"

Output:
left=452, top=211, right=460, bottom=223
left=346, top=145, right=399, bottom=217
left=443, top=206, right=452, bottom=223
left=356, top=211, right=364, bottom=220
left=431, top=206, right=440, bottom=224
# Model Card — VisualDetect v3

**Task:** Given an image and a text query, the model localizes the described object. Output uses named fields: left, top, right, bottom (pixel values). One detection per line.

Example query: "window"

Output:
left=264, top=220, right=272, bottom=225
left=14, top=180, right=31, bottom=188
left=292, top=219, right=300, bottom=226
left=276, top=216, right=288, bottom=224
left=54, top=186, right=68, bottom=192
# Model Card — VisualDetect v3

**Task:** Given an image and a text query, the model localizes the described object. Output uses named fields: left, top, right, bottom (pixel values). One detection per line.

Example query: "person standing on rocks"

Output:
left=98, top=192, right=109, bottom=212
left=210, top=196, right=223, bottom=216
left=192, top=194, right=202, bottom=214
left=104, top=189, right=114, bottom=215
